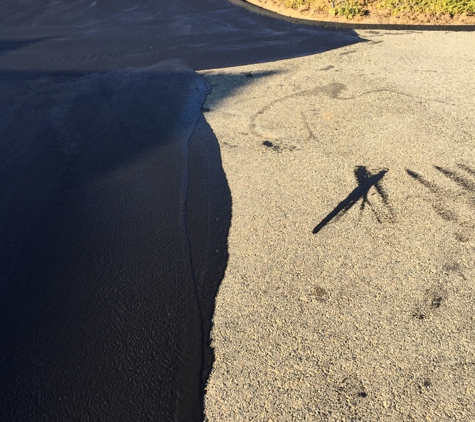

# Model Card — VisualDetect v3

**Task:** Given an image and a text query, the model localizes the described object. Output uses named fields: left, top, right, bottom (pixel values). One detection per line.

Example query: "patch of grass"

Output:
left=330, top=0, right=365, bottom=18
left=273, top=0, right=475, bottom=19
left=376, top=0, right=475, bottom=15
left=280, top=0, right=328, bottom=12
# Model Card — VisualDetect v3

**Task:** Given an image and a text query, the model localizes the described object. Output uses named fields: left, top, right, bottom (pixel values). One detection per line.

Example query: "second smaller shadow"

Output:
left=313, top=166, right=390, bottom=234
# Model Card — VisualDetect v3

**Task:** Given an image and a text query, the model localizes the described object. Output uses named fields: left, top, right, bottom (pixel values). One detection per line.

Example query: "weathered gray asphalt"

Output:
left=3, top=0, right=473, bottom=420
left=201, top=29, right=475, bottom=421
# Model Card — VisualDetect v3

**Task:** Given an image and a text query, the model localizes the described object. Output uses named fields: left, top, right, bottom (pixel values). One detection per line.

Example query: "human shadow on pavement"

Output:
left=313, top=166, right=392, bottom=234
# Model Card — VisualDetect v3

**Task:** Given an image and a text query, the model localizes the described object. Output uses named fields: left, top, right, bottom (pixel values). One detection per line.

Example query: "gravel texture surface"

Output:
left=200, top=30, right=475, bottom=421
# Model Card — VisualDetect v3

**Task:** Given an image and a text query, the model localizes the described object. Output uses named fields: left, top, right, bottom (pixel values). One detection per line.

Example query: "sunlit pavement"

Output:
left=201, top=30, right=475, bottom=421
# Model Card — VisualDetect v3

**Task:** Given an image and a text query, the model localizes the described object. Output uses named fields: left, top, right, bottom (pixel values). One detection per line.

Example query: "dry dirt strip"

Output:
left=232, top=0, right=475, bottom=29
left=200, top=30, right=475, bottom=421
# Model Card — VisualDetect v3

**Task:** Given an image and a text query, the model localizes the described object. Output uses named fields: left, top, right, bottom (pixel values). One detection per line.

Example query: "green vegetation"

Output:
left=330, top=0, right=364, bottom=18
left=275, top=0, right=475, bottom=19
left=377, top=0, right=475, bottom=15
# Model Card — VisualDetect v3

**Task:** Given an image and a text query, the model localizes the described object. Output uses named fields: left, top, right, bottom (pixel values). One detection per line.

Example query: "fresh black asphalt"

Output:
left=0, top=1, right=359, bottom=420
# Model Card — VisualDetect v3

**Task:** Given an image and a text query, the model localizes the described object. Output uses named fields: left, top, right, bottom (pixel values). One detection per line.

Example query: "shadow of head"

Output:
left=354, top=165, right=387, bottom=189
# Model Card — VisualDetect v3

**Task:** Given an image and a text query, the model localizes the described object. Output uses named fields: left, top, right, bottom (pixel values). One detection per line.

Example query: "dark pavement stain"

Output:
left=318, top=65, right=335, bottom=71
left=263, top=140, right=280, bottom=151
left=442, top=262, right=460, bottom=272
left=262, top=140, right=296, bottom=152
left=312, top=286, right=328, bottom=302
left=250, top=82, right=347, bottom=142
left=431, top=296, right=443, bottom=309
left=412, top=284, right=447, bottom=321
left=455, top=232, right=470, bottom=242
left=336, top=375, right=368, bottom=409
left=418, top=379, right=432, bottom=393
left=221, top=141, right=238, bottom=148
